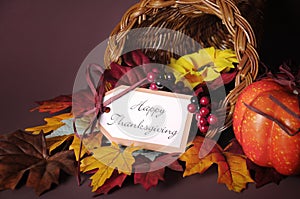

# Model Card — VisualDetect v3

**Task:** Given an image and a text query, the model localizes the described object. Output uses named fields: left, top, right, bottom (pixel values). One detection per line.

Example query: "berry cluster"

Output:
left=188, top=95, right=218, bottom=134
left=147, top=68, right=191, bottom=94
left=146, top=68, right=218, bottom=135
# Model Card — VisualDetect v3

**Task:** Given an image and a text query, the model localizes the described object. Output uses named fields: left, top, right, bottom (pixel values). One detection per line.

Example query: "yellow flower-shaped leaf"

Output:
left=25, top=113, right=73, bottom=134
left=168, top=47, right=238, bottom=88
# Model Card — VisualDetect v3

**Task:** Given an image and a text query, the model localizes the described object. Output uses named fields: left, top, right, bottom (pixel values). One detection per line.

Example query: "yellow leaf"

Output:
left=25, top=113, right=73, bottom=134
left=168, top=47, right=238, bottom=87
left=69, top=135, right=88, bottom=161
left=46, top=134, right=74, bottom=154
left=180, top=137, right=220, bottom=176
left=69, top=132, right=103, bottom=161
left=221, top=152, right=254, bottom=192
left=180, top=137, right=253, bottom=192
left=80, top=144, right=140, bottom=192
left=81, top=156, right=114, bottom=192
left=91, top=143, right=140, bottom=174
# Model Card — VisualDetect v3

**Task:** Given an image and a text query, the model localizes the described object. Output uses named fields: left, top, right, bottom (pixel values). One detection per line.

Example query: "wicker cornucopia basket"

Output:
left=104, top=0, right=265, bottom=138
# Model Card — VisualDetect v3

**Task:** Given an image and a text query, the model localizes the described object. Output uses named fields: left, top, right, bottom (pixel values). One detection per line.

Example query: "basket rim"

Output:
left=104, top=0, right=261, bottom=138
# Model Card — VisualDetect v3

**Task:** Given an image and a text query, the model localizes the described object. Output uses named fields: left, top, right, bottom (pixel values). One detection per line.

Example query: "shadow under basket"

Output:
left=104, top=0, right=265, bottom=138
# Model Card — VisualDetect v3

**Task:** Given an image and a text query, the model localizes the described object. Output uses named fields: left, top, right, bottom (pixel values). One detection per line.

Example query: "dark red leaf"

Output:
left=31, top=95, right=72, bottom=114
left=224, top=139, right=245, bottom=155
left=94, top=170, right=127, bottom=195
left=207, top=71, right=237, bottom=90
left=131, top=50, right=143, bottom=66
left=154, top=154, right=183, bottom=171
left=133, top=155, right=165, bottom=191
left=246, top=159, right=285, bottom=188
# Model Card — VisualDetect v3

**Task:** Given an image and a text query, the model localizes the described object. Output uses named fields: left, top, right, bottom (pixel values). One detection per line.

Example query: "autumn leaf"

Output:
left=180, top=136, right=254, bottom=192
left=246, top=159, right=285, bottom=188
left=69, top=132, right=103, bottom=161
left=94, top=170, right=127, bottom=195
left=30, top=95, right=72, bottom=114
left=224, top=139, right=284, bottom=188
left=154, top=153, right=183, bottom=172
left=80, top=143, right=139, bottom=192
left=25, top=113, right=73, bottom=134
left=0, top=130, right=76, bottom=195
left=133, top=155, right=165, bottom=191
left=69, top=135, right=88, bottom=161
left=220, top=152, right=254, bottom=192
left=223, top=139, right=245, bottom=155
left=104, top=50, right=151, bottom=89
left=46, top=134, right=74, bottom=154
left=133, top=153, right=182, bottom=191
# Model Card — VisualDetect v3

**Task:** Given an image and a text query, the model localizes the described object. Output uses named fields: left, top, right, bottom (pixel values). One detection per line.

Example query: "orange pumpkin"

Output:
left=233, top=79, right=300, bottom=175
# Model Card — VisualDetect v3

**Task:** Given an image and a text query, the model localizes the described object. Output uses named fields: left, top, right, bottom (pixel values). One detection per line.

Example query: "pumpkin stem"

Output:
left=243, top=102, right=299, bottom=137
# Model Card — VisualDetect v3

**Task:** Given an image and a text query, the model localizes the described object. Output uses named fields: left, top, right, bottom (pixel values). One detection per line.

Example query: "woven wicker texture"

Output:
left=104, top=0, right=265, bottom=138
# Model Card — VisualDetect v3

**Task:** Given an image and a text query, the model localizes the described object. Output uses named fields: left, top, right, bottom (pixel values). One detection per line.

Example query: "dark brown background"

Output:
left=0, top=0, right=300, bottom=198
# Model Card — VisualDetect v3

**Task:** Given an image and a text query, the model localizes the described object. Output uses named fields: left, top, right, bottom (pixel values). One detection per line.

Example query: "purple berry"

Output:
left=156, top=81, right=164, bottom=88
left=165, top=72, right=175, bottom=83
left=182, top=87, right=191, bottom=94
left=187, top=103, right=196, bottom=113
left=190, top=96, right=198, bottom=104
left=176, top=81, right=184, bottom=89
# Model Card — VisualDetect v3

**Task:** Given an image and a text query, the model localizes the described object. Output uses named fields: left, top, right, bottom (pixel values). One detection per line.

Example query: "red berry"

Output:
left=195, top=113, right=201, bottom=121
left=187, top=103, right=196, bottom=113
left=199, top=117, right=207, bottom=125
left=200, top=96, right=210, bottom=106
left=207, top=114, right=218, bottom=125
left=150, top=82, right=158, bottom=90
left=147, top=72, right=156, bottom=82
left=199, top=125, right=209, bottom=134
left=199, top=107, right=210, bottom=117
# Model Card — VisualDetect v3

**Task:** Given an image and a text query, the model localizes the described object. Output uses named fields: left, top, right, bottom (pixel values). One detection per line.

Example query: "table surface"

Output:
left=0, top=0, right=300, bottom=199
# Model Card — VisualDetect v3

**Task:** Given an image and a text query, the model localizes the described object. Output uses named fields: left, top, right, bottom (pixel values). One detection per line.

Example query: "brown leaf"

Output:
left=180, top=136, right=254, bottom=192
left=0, top=130, right=76, bottom=195
left=30, top=95, right=72, bottom=114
